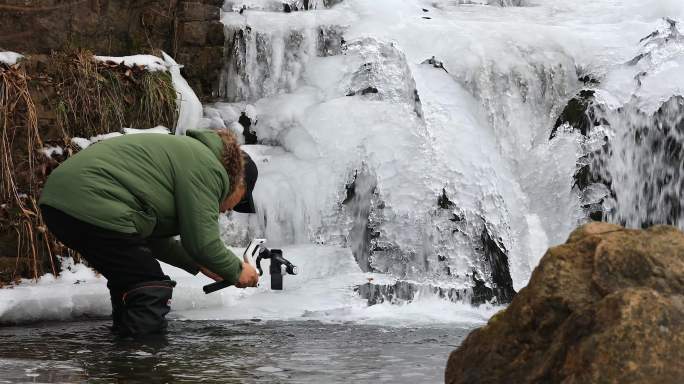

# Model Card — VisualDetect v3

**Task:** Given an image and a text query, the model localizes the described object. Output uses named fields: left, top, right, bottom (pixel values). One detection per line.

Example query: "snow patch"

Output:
left=40, top=146, right=64, bottom=159
left=93, top=54, right=168, bottom=72
left=0, top=51, right=23, bottom=66
left=122, top=125, right=171, bottom=135
left=162, top=52, right=203, bottom=135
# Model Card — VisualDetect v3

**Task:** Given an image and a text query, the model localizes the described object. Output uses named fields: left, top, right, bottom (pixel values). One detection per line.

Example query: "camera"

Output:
left=256, top=248, right=298, bottom=290
left=203, top=239, right=298, bottom=294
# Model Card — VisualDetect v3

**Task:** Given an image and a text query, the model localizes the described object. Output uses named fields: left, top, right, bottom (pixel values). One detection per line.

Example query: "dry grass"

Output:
left=1, top=50, right=178, bottom=283
left=51, top=50, right=178, bottom=138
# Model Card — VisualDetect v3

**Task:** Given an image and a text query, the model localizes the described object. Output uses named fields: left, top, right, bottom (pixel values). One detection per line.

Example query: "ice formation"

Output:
left=215, top=0, right=681, bottom=301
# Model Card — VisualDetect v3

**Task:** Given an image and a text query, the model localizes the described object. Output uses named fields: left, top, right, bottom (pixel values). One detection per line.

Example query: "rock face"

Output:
left=446, top=222, right=684, bottom=384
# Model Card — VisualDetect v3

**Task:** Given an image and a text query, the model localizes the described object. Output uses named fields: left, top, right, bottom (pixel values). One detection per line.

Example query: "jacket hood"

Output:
left=186, top=130, right=224, bottom=162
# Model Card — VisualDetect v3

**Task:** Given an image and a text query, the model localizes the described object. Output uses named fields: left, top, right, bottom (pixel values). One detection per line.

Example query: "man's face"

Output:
left=220, top=183, right=246, bottom=213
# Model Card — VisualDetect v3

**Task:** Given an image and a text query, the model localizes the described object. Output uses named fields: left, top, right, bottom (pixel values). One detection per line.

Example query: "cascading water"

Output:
left=555, top=18, right=684, bottom=229
left=205, top=0, right=682, bottom=309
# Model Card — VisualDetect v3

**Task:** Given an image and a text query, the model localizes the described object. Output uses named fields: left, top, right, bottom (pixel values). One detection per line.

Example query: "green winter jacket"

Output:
left=39, top=131, right=243, bottom=284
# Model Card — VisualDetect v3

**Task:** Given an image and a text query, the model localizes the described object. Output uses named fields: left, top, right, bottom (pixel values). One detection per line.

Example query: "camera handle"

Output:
left=203, top=238, right=266, bottom=294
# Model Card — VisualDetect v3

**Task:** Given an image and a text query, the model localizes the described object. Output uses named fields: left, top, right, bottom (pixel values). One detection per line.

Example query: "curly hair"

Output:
left=215, top=129, right=245, bottom=196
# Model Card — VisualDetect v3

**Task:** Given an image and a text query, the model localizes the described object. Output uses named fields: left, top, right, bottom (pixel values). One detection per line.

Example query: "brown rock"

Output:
left=445, top=223, right=684, bottom=384
left=178, top=2, right=220, bottom=22
left=179, top=21, right=210, bottom=46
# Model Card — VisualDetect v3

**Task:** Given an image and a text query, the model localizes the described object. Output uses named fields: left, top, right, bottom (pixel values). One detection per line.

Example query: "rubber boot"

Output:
left=108, top=284, right=125, bottom=333
left=118, top=279, right=177, bottom=337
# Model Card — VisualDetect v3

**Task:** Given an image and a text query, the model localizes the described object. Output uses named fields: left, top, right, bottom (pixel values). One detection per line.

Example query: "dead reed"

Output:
left=0, top=60, right=59, bottom=282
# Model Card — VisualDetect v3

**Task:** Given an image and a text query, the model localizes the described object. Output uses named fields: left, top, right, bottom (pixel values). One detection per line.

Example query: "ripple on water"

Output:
left=0, top=320, right=473, bottom=383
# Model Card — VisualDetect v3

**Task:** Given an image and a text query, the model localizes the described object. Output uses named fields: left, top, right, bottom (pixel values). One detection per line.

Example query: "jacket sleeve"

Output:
left=148, top=237, right=200, bottom=275
left=174, top=165, right=243, bottom=284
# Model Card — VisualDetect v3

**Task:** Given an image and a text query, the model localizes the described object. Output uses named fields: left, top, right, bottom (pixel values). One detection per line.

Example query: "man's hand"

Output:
left=236, top=262, right=259, bottom=288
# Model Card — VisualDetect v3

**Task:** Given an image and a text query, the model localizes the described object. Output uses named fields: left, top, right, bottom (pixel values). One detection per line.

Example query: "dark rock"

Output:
left=578, top=74, right=600, bottom=85
left=179, top=21, right=210, bottom=46
left=356, top=280, right=472, bottom=305
left=238, top=112, right=258, bottom=144
left=346, top=86, right=379, bottom=96
left=421, top=56, right=448, bottom=73
left=438, top=188, right=456, bottom=210
left=323, top=0, right=344, bottom=7
left=480, top=225, right=515, bottom=304
left=178, top=2, right=220, bottom=22
left=342, top=170, right=358, bottom=205
left=177, top=45, right=224, bottom=99
left=446, top=222, right=684, bottom=384
left=550, top=89, right=596, bottom=139
left=342, top=169, right=378, bottom=272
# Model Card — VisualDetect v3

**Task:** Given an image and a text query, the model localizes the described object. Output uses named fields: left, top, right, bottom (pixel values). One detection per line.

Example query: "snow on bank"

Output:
left=0, top=259, right=110, bottom=324
left=0, top=51, right=23, bottom=66
left=122, top=126, right=171, bottom=135
left=162, top=52, right=203, bottom=136
left=93, top=54, right=168, bottom=72
left=70, top=126, right=171, bottom=149
left=0, top=246, right=500, bottom=326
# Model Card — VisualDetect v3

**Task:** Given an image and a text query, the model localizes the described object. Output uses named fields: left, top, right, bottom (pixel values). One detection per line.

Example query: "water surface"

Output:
left=0, top=320, right=470, bottom=383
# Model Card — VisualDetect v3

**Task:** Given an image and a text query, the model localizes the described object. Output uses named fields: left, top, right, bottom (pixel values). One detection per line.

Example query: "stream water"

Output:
left=0, top=320, right=468, bottom=383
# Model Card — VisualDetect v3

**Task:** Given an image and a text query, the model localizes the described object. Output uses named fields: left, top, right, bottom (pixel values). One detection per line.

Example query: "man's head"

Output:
left=215, top=130, right=258, bottom=213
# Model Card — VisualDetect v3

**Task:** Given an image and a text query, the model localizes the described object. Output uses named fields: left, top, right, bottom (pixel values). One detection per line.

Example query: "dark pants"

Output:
left=42, top=205, right=175, bottom=336
left=40, top=205, right=166, bottom=290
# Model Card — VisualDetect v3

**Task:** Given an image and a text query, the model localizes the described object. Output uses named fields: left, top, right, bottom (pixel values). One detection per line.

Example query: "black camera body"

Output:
left=256, top=248, right=298, bottom=290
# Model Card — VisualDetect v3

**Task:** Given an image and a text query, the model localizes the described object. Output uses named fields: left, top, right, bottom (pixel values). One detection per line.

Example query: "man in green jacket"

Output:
left=39, top=129, right=259, bottom=336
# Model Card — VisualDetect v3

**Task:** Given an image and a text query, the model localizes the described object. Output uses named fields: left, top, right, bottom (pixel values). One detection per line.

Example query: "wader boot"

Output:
left=108, top=284, right=125, bottom=333
left=117, top=279, right=177, bottom=337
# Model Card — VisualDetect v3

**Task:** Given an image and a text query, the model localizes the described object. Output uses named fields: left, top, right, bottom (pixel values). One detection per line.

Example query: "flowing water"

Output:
left=0, top=320, right=468, bottom=383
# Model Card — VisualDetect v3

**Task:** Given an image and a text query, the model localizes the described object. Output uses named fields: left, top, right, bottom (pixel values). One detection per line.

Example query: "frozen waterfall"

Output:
left=208, top=0, right=683, bottom=307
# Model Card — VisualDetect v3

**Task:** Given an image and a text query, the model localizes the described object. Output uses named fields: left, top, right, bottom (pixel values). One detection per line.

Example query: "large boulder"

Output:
left=446, top=222, right=684, bottom=384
